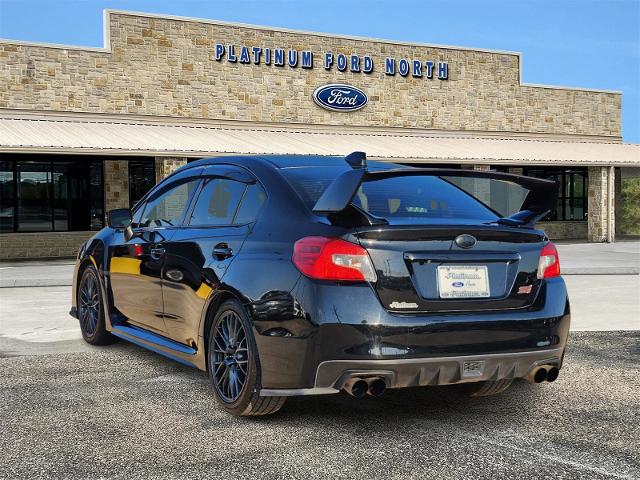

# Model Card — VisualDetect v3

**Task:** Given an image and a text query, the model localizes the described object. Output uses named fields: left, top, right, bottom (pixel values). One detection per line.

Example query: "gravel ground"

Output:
left=1, top=331, right=639, bottom=480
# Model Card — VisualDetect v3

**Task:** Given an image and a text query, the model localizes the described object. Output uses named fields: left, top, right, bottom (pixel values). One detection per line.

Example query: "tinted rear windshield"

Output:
left=281, top=167, right=499, bottom=222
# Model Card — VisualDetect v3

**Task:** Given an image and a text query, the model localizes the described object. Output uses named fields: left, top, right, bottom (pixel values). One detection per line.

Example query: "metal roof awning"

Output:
left=1, top=112, right=638, bottom=166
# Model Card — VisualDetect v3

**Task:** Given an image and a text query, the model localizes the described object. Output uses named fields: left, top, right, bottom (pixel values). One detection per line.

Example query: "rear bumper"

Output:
left=261, top=347, right=563, bottom=396
left=253, top=276, right=570, bottom=392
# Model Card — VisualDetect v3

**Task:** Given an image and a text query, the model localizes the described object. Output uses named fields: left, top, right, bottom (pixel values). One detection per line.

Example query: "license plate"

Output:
left=437, top=265, right=490, bottom=299
left=462, top=360, right=485, bottom=378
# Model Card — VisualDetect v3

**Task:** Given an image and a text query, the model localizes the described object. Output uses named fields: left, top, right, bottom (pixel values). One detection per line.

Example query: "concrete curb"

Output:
left=0, top=280, right=72, bottom=288
left=562, top=268, right=640, bottom=275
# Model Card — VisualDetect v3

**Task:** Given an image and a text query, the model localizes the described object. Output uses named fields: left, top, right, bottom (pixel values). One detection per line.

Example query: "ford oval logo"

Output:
left=455, top=234, right=477, bottom=249
left=452, top=282, right=465, bottom=288
left=312, top=84, right=368, bottom=112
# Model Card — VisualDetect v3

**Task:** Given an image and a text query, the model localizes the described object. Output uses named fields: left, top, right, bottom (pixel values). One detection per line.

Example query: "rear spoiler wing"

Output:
left=312, top=152, right=558, bottom=227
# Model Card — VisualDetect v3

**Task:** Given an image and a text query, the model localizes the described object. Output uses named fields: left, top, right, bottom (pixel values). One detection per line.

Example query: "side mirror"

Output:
left=107, top=208, right=132, bottom=229
left=123, top=224, right=140, bottom=242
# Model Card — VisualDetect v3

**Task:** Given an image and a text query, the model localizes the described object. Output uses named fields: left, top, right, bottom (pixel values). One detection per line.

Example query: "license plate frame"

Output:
left=437, top=265, right=490, bottom=299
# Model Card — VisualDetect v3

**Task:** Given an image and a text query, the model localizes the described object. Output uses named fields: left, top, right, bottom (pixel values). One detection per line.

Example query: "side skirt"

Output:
left=111, top=324, right=200, bottom=368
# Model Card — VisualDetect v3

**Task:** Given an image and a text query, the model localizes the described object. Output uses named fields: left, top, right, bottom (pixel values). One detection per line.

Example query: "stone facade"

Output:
left=0, top=231, right=95, bottom=259
left=538, top=221, right=588, bottom=241
left=587, top=166, right=615, bottom=242
left=0, top=11, right=626, bottom=259
left=104, top=159, right=130, bottom=211
left=0, top=11, right=621, bottom=138
left=155, top=157, right=188, bottom=182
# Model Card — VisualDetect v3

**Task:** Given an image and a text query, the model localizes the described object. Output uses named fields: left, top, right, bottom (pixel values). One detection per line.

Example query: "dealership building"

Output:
left=0, top=10, right=638, bottom=259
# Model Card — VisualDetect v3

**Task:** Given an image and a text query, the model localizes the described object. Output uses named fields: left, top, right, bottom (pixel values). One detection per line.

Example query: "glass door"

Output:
left=17, top=162, right=52, bottom=232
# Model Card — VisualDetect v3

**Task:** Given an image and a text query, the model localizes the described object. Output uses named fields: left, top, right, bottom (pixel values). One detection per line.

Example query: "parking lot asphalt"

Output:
left=0, top=242, right=638, bottom=479
left=1, top=331, right=639, bottom=480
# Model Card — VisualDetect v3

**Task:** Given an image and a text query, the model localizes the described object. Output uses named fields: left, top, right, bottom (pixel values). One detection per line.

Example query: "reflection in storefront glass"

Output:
left=17, top=162, right=52, bottom=232
left=0, top=161, right=14, bottom=232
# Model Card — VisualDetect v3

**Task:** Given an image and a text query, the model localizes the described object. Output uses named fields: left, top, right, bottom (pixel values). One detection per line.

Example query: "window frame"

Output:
left=232, top=182, right=268, bottom=226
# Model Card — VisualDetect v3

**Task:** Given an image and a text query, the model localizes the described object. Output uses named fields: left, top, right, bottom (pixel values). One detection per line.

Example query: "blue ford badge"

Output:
left=452, top=282, right=465, bottom=288
left=312, top=84, right=368, bottom=112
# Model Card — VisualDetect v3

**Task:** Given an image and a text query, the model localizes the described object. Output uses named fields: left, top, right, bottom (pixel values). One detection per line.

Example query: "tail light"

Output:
left=293, top=236, right=377, bottom=282
left=537, top=241, right=560, bottom=279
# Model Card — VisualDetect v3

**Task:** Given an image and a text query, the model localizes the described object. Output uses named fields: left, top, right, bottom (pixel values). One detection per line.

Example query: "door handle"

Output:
left=213, top=243, right=233, bottom=259
left=150, top=247, right=165, bottom=260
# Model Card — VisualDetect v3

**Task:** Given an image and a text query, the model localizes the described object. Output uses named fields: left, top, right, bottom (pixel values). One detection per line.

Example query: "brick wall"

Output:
left=0, top=231, right=95, bottom=260
left=0, top=11, right=621, bottom=138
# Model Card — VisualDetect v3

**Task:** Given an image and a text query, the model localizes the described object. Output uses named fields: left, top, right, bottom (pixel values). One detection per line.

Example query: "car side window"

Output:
left=189, top=178, right=246, bottom=226
left=234, top=183, right=267, bottom=224
left=139, top=179, right=199, bottom=228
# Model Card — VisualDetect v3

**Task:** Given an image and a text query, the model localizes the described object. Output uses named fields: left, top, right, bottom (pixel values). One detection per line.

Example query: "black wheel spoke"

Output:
left=79, top=273, right=100, bottom=337
left=209, top=310, right=250, bottom=403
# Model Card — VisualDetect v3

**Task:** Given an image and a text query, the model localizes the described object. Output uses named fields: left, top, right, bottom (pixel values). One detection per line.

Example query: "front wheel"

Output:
left=207, top=299, right=286, bottom=416
left=77, top=265, right=116, bottom=345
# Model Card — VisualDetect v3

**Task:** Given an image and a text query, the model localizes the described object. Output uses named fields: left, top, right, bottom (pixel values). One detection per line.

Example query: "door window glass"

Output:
left=189, top=178, right=246, bottom=226
left=234, top=183, right=266, bottom=224
left=140, top=180, right=199, bottom=228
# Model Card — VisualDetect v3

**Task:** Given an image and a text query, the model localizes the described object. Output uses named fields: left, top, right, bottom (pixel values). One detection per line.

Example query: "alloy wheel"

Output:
left=211, top=310, right=250, bottom=403
left=79, top=273, right=100, bottom=336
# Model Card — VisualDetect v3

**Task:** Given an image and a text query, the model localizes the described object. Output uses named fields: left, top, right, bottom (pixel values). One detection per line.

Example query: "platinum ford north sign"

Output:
left=214, top=44, right=449, bottom=80
left=313, top=84, right=368, bottom=112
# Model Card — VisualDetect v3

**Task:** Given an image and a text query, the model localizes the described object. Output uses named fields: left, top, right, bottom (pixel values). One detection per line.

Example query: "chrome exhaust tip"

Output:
left=546, top=367, right=560, bottom=382
left=366, top=377, right=386, bottom=397
left=343, top=378, right=368, bottom=399
left=526, top=366, right=548, bottom=384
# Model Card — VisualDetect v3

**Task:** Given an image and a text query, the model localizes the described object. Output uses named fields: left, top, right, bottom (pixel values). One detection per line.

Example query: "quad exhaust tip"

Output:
left=527, top=365, right=560, bottom=384
left=343, top=378, right=369, bottom=399
left=366, top=377, right=387, bottom=397
left=343, top=377, right=387, bottom=398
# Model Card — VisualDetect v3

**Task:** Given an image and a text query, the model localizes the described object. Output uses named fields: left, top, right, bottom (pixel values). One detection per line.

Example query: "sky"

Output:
left=0, top=0, right=638, bottom=142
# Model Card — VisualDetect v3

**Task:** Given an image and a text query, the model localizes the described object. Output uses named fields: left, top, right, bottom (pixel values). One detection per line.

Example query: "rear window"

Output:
left=282, top=167, right=499, bottom=222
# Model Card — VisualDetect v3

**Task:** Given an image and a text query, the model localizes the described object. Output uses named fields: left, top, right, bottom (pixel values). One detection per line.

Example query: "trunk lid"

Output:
left=356, top=224, right=545, bottom=313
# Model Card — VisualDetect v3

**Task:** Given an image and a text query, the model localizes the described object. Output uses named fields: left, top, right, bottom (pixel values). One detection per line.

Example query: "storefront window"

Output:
left=17, top=162, right=52, bottom=232
left=524, top=168, right=588, bottom=221
left=90, top=162, right=104, bottom=231
left=129, top=160, right=156, bottom=208
left=0, top=155, right=105, bottom=232
left=0, top=161, right=14, bottom=232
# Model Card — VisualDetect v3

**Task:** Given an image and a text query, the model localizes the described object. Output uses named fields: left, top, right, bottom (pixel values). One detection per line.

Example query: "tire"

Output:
left=207, top=299, right=286, bottom=416
left=453, top=379, right=513, bottom=397
left=77, top=265, right=116, bottom=345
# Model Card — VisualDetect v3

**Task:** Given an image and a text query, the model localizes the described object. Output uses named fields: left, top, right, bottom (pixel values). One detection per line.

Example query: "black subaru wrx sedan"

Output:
left=70, top=152, right=570, bottom=416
